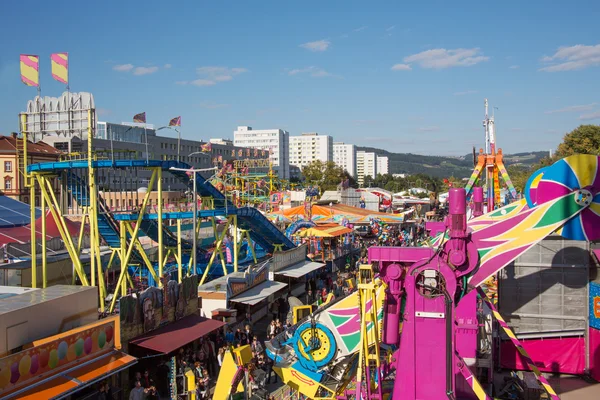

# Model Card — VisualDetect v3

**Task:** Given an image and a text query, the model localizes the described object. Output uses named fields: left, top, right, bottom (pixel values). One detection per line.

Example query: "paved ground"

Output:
left=547, top=376, right=600, bottom=400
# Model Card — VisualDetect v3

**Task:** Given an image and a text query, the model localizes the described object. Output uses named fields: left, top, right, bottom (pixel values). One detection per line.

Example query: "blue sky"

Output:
left=1, top=0, right=599, bottom=156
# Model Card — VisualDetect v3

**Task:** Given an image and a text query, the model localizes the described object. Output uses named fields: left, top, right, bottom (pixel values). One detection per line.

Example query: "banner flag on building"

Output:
left=133, top=112, right=146, bottom=123
left=20, top=54, right=39, bottom=87
left=50, top=53, right=68, bottom=84
left=169, top=116, right=181, bottom=127
left=201, top=142, right=212, bottom=152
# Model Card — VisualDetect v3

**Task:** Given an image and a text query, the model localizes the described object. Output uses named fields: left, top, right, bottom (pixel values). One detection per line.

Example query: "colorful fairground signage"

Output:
left=227, top=261, right=269, bottom=298
left=0, top=320, right=115, bottom=395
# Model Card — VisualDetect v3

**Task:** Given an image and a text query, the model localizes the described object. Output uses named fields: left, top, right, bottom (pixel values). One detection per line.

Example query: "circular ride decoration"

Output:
left=531, top=154, right=600, bottom=241
left=524, top=166, right=549, bottom=208
left=292, top=322, right=337, bottom=372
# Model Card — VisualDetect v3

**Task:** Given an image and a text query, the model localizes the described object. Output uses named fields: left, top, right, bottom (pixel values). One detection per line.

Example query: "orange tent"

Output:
left=278, top=203, right=406, bottom=223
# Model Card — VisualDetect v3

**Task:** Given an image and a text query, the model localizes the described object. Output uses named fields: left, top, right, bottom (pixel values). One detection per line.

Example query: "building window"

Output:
left=4, top=177, right=11, bottom=190
left=4, top=161, right=12, bottom=172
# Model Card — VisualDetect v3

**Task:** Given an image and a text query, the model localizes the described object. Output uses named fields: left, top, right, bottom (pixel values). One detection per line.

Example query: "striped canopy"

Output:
left=295, top=224, right=354, bottom=238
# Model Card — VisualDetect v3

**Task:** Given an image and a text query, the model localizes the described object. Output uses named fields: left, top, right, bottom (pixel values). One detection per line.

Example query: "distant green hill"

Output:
left=356, top=147, right=549, bottom=178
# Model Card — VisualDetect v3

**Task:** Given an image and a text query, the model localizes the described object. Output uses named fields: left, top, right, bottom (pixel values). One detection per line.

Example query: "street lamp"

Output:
left=170, top=164, right=217, bottom=275
left=157, top=126, right=181, bottom=162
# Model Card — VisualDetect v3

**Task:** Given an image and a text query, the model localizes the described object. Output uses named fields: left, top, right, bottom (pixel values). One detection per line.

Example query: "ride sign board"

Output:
left=590, top=282, right=600, bottom=330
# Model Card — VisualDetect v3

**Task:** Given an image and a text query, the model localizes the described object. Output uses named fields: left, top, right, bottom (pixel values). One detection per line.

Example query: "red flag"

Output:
left=169, top=116, right=181, bottom=127
left=133, top=112, right=146, bottom=123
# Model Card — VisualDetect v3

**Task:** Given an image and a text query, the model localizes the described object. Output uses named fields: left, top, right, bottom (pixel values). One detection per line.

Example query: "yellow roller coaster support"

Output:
left=35, top=175, right=89, bottom=286
left=200, top=216, right=232, bottom=285
left=109, top=168, right=159, bottom=312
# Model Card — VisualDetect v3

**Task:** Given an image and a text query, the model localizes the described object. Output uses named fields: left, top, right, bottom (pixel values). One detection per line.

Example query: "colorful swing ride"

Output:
left=250, top=155, right=600, bottom=399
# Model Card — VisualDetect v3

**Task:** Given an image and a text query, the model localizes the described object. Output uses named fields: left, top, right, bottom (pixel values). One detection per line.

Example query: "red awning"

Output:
left=0, top=211, right=82, bottom=246
left=129, top=314, right=224, bottom=354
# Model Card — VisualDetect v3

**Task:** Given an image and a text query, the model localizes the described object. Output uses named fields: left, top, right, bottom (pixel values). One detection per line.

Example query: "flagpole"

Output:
left=144, top=123, right=149, bottom=162
left=177, top=124, right=181, bottom=163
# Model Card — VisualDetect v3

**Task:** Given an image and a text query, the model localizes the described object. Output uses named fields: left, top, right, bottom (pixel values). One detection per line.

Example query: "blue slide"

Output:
left=170, top=162, right=295, bottom=253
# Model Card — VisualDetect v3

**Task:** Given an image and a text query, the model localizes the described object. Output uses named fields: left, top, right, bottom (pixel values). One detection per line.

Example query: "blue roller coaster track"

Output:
left=29, top=160, right=295, bottom=254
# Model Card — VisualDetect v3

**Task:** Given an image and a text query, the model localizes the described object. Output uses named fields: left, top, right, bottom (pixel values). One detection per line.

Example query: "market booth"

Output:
left=120, top=274, right=224, bottom=398
left=198, top=261, right=288, bottom=328
left=270, top=244, right=325, bottom=298
left=0, top=316, right=135, bottom=400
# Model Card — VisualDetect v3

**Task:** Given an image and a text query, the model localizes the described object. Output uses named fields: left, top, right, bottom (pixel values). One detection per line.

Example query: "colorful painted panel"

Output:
left=119, top=274, right=198, bottom=342
left=0, top=321, right=115, bottom=395
left=319, top=283, right=386, bottom=356
left=590, top=282, right=600, bottom=330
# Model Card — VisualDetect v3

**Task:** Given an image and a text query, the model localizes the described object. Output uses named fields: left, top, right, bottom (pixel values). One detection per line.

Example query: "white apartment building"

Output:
left=289, top=133, right=333, bottom=169
left=233, top=126, right=290, bottom=179
left=356, top=151, right=377, bottom=187
left=377, top=156, right=389, bottom=175
left=333, top=142, right=357, bottom=178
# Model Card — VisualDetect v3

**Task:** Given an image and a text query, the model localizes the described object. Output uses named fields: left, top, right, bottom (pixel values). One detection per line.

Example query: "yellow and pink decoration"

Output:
left=0, top=321, right=115, bottom=394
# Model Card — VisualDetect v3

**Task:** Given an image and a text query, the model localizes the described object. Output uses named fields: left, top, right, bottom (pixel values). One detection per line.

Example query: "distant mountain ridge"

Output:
left=357, top=147, right=549, bottom=178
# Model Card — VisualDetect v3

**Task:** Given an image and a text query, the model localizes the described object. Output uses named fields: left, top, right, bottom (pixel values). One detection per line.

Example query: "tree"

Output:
left=555, top=125, right=600, bottom=158
left=503, top=125, right=600, bottom=194
left=301, top=160, right=346, bottom=191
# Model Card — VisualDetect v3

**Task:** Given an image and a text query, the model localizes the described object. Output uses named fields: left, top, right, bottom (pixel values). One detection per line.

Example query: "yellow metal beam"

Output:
left=106, top=249, right=117, bottom=271
left=242, top=230, right=257, bottom=264
left=110, top=220, right=129, bottom=313
left=30, top=180, right=37, bottom=288
left=157, top=168, right=164, bottom=282
left=177, top=219, right=182, bottom=281
left=41, top=187, right=47, bottom=288
left=233, top=214, right=238, bottom=272
left=76, top=215, right=87, bottom=254
left=109, top=169, right=159, bottom=312
left=200, top=218, right=230, bottom=286
left=36, top=175, right=89, bottom=285
left=123, top=223, right=158, bottom=282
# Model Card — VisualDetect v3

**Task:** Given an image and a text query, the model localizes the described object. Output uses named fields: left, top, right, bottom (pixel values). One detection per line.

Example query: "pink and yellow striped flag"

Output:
left=20, top=54, right=39, bottom=87
left=51, top=53, right=68, bottom=84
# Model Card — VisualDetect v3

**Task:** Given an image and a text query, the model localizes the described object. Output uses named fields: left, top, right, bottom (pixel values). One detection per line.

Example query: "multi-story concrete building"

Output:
left=0, top=134, right=62, bottom=205
left=377, top=156, right=389, bottom=175
left=44, top=122, right=265, bottom=193
left=356, top=151, right=378, bottom=187
left=289, top=132, right=333, bottom=169
left=333, top=142, right=356, bottom=178
left=233, top=126, right=290, bottom=179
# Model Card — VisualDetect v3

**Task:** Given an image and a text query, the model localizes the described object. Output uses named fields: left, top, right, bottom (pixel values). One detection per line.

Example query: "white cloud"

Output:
left=288, top=66, right=334, bottom=78
left=540, top=44, right=600, bottom=72
left=391, top=63, right=411, bottom=71
left=510, top=128, right=524, bottom=132
left=509, top=65, right=519, bottom=69
left=300, top=39, right=330, bottom=52
left=418, top=126, right=440, bottom=132
left=178, top=67, right=248, bottom=87
left=354, top=26, right=368, bottom=32
left=199, top=101, right=229, bottom=109
left=133, top=66, right=159, bottom=75
left=97, top=108, right=111, bottom=116
left=580, top=110, right=600, bottom=121
left=544, top=103, right=598, bottom=114
left=401, top=48, right=489, bottom=69
left=454, top=90, right=478, bottom=96
left=386, top=25, right=396, bottom=32
left=164, top=64, right=172, bottom=69
left=113, top=64, right=134, bottom=72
